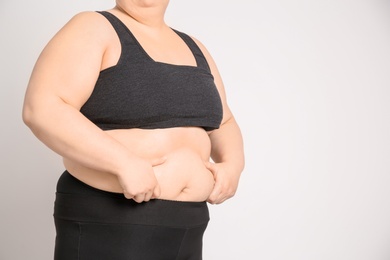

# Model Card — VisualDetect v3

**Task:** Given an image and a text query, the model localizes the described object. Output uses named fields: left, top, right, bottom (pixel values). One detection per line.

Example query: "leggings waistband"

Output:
left=54, top=171, right=209, bottom=227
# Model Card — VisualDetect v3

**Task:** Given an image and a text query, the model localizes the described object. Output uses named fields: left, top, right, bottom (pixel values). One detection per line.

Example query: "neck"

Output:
left=114, top=0, right=169, bottom=28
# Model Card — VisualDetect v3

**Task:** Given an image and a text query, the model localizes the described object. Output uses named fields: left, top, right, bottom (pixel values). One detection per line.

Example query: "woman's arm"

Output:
left=22, top=12, right=160, bottom=202
left=192, top=37, right=245, bottom=204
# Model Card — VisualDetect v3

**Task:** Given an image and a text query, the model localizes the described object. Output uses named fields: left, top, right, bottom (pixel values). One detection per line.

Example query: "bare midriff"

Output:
left=63, top=127, right=215, bottom=202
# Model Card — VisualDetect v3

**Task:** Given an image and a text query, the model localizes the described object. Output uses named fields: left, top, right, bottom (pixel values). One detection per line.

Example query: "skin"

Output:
left=22, top=0, right=245, bottom=204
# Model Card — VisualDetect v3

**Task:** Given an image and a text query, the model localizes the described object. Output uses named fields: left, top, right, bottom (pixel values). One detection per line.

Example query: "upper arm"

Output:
left=190, top=36, right=233, bottom=125
left=24, top=11, right=112, bottom=110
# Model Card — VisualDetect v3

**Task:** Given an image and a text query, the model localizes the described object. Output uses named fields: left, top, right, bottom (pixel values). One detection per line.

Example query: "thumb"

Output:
left=204, top=161, right=216, bottom=170
left=205, top=161, right=218, bottom=176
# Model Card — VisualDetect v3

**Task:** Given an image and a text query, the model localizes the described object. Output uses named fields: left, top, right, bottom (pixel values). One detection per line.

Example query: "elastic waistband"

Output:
left=54, top=171, right=209, bottom=227
left=56, top=170, right=126, bottom=198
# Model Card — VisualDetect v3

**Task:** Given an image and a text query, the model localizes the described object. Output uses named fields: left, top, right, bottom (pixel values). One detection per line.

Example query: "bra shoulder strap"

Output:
left=173, top=29, right=212, bottom=73
left=96, top=11, right=138, bottom=53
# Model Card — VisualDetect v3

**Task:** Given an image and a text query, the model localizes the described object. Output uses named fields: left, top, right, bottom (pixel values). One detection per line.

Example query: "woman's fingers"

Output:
left=143, top=190, right=154, bottom=202
left=205, top=161, right=218, bottom=178
left=206, top=162, right=237, bottom=204
left=133, top=193, right=145, bottom=203
left=152, top=183, right=161, bottom=199
left=118, top=157, right=164, bottom=203
left=131, top=186, right=160, bottom=203
left=207, top=181, right=229, bottom=204
left=124, top=189, right=156, bottom=203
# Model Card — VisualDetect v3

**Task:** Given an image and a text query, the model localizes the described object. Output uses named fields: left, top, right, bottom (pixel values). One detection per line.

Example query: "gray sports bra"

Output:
left=80, top=11, right=223, bottom=131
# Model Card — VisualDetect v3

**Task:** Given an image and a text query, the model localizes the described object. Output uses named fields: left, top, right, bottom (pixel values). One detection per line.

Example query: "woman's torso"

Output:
left=63, top=10, right=220, bottom=202
left=64, top=127, right=215, bottom=201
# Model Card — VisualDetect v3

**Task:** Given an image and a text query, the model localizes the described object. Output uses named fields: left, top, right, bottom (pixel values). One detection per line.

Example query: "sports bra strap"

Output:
left=96, top=11, right=137, bottom=51
left=172, top=29, right=211, bottom=73
left=97, top=11, right=211, bottom=73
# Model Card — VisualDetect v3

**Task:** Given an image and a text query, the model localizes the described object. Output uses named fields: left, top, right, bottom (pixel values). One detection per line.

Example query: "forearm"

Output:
left=23, top=97, right=137, bottom=175
left=209, top=116, right=245, bottom=175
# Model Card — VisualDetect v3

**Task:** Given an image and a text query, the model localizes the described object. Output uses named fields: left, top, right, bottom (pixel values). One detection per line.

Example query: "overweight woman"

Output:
left=22, top=0, right=244, bottom=259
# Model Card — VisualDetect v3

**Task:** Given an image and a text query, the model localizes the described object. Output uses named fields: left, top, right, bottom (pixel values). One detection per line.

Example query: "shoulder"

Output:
left=65, top=11, right=109, bottom=28
left=55, top=11, right=114, bottom=42
left=62, top=11, right=110, bottom=34
left=44, top=11, right=117, bottom=54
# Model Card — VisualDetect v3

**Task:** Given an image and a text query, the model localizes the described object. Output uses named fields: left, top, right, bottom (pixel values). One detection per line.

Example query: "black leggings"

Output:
left=54, top=171, right=209, bottom=260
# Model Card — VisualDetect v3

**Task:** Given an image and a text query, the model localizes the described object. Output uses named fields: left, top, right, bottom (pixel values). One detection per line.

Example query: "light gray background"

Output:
left=1, top=0, right=390, bottom=259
